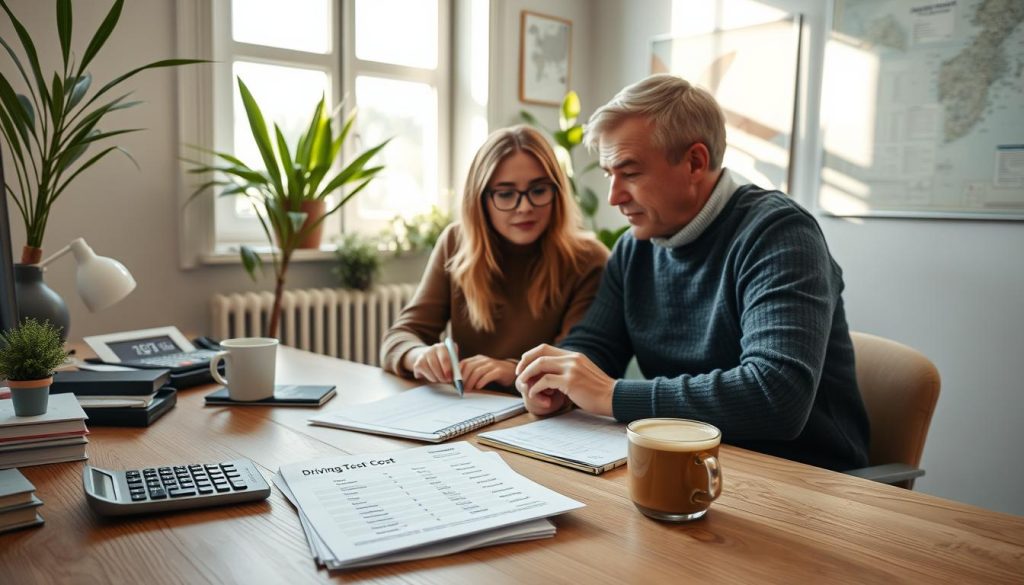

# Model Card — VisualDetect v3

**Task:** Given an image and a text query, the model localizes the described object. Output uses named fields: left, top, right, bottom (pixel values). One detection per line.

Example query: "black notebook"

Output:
left=204, top=385, right=336, bottom=407
left=51, top=369, right=171, bottom=396
left=82, top=387, right=177, bottom=427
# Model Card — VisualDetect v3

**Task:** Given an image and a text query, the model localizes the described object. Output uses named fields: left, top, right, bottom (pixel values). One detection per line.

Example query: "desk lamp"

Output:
left=13, top=239, right=137, bottom=341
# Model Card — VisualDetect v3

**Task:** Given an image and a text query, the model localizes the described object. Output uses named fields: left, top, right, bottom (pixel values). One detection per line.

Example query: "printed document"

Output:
left=276, top=442, right=583, bottom=569
left=477, top=410, right=627, bottom=474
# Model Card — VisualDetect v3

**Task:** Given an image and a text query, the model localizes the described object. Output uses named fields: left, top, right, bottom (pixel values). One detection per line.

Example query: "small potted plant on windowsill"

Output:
left=0, top=318, right=69, bottom=416
left=332, top=233, right=381, bottom=291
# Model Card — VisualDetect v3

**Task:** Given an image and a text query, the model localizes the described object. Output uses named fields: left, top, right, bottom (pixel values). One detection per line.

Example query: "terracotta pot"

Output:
left=7, top=376, right=53, bottom=416
left=296, top=200, right=327, bottom=249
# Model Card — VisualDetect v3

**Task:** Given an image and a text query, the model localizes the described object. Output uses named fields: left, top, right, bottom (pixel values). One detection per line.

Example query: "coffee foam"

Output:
left=627, top=419, right=720, bottom=451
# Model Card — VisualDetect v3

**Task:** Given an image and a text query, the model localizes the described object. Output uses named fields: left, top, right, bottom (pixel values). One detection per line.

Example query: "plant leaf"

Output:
left=0, top=76, right=30, bottom=142
left=560, top=91, right=580, bottom=127
left=50, top=145, right=116, bottom=200
left=316, top=139, right=390, bottom=198
left=50, top=73, right=63, bottom=126
left=287, top=211, right=306, bottom=233
left=57, top=0, right=73, bottom=67
left=0, top=35, right=34, bottom=103
left=78, top=0, right=123, bottom=74
left=236, top=77, right=285, bottom=197
left=0, top=0, right=51, bottom=111
left=296, top=97, right=325, bottom=167
left=67, top=73, right=92, bottom=109
left=273, top=124, right=295, bottom=198
left=565, top=124, right=584, bottom=147
left=83, top=59, right=205, bottom=112
left=578, top=186, right=599, bottom=217
left=16, top=94, right=34, bottom=132
left=553, top=129, right=571, bottom=151
left=239, top=245, right=263, bottom=281
left=597, top=225, right=629, bottom=250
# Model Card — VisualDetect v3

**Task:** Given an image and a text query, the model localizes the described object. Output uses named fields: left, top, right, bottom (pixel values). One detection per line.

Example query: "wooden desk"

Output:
left=2, top=346, right=1021, bottom=584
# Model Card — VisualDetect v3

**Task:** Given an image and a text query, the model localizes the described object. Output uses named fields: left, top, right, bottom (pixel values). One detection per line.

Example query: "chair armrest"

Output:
left=844, top=463, right=925, bottom=484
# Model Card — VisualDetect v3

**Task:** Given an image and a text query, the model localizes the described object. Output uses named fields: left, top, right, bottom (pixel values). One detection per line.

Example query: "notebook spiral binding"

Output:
left=437, top=414, right=497, bottom=441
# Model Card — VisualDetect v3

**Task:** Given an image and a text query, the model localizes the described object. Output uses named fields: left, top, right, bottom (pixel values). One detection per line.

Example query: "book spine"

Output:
left=436, top=414, right=496, bottom=441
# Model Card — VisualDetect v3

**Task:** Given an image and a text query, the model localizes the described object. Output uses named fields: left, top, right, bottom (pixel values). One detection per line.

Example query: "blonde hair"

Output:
left=585, top=74, right=726, bottom=168
left=450, top=125, right=589, bottom=332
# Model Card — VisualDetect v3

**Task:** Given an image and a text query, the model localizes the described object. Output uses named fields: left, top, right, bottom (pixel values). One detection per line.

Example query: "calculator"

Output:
left=83, top=458, right=271, bottom=516
left=83, top=326, right=220, bottom=371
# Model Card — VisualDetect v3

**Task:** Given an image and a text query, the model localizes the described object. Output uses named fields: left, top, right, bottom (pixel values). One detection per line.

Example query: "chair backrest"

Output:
left=851, top=331, right=941, bottom=471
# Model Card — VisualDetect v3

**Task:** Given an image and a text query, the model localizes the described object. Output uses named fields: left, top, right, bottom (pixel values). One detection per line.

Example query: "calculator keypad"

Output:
left=126, top=463, right=247, bottom=502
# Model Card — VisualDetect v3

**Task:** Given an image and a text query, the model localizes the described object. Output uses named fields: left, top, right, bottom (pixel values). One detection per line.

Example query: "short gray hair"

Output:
left=585, top=74, right=726, bottom=168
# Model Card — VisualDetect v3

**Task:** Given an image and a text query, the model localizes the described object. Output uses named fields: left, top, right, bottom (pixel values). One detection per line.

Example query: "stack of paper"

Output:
left=273, top=442, right=583, bottom=570
left=0, top=393, right=89, bottom=469
left=0, top=468, right=43, bottom=533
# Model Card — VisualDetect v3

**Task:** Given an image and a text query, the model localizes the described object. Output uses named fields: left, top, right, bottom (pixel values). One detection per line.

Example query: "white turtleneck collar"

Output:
left=651, top=168, right=742, bottom=249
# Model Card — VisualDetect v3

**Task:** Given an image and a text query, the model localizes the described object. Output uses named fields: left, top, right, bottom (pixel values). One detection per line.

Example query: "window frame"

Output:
left=176, top=0, right=452, bottom=268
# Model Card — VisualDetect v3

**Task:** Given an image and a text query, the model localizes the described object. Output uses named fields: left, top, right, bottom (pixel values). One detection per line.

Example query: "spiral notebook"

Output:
left=308, top=384, right=525, bottom=443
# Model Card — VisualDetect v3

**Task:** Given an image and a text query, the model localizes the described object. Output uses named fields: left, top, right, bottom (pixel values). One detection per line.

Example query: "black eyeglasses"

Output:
left=486, top=183, right=556, bottom=211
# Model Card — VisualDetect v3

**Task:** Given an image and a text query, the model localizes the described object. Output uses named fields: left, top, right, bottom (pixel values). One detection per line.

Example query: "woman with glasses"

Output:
left=381, top=125, right=609, bottom=392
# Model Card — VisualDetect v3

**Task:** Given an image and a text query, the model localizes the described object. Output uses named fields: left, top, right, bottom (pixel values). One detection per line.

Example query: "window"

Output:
left=181, top=0, right=450, bottom=256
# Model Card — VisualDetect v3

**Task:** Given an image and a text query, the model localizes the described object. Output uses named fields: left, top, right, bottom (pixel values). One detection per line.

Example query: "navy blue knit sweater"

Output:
left=561, top=185, right=870, bottom=471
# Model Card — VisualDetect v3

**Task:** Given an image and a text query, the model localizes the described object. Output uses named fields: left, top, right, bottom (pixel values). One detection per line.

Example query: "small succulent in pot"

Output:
left=0, top=318, right=69, bottom=416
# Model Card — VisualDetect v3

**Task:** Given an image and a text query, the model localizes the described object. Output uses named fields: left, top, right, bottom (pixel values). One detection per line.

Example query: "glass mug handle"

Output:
left=691, top=454, right=722, bottom=504
left=209, top=351, right=229, bottom=386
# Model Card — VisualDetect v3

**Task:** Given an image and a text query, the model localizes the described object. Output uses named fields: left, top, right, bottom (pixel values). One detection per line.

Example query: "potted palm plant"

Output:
left=186, top=77, right=389, bottom=338
left=0, top=318, right=68, bottom=416
left=0, top=0, right=204, bottom=264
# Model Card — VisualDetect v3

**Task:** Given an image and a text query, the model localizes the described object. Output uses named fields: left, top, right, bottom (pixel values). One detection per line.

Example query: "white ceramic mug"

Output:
left=209, top=337, right=278, bottom=401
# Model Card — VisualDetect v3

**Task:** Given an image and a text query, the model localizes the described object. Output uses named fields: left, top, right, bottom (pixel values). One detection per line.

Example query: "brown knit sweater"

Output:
left=381, top=224, right=609, bottom=378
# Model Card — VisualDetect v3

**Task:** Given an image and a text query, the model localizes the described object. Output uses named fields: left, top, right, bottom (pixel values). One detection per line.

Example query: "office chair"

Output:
left=844, top=331, right=941, bottom=489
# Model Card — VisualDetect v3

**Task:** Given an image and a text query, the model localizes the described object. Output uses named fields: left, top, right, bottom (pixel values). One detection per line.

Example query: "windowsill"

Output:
left=200, top=245, right=338, bottom=265
left=199, top=245, right=429, bottom=266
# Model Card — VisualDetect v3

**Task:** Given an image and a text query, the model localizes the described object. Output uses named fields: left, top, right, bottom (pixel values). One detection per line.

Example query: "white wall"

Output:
left=0, top=0, right=423, bottom=342
left=594, top=0, right=1024, bottom=516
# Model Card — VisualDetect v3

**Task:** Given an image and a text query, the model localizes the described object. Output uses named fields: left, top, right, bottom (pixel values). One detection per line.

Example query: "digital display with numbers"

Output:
left=107, top=336, right=182, bottom=361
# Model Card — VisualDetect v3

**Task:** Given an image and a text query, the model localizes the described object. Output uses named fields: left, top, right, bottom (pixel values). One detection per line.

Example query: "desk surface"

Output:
left=1, top=346, right=1021, bottom=584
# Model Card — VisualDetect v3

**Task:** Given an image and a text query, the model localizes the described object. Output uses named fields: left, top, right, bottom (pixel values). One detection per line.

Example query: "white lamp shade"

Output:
left=69, top=239, right=136, bottom=312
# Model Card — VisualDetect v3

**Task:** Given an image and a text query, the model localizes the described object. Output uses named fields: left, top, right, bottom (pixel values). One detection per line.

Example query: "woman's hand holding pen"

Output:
left=403, top=344, right=515, bottom=391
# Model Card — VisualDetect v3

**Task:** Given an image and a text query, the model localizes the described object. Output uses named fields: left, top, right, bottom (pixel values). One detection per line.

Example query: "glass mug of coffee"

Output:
left=626, top=418, right=723, bottom=522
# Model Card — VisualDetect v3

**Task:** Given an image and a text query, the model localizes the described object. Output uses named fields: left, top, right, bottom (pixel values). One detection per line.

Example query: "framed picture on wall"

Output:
left=519, top=11, right=572, bottom=106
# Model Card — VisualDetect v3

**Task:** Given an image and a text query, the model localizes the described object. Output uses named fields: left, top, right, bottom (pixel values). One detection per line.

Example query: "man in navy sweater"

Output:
left=515, top=74, right=869, bottom=471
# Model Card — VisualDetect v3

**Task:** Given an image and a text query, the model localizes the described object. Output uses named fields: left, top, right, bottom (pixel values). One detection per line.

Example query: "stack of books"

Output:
left=0, top=393, right=89, bottom=469
left=51, top=369, right=176, bottom=427
left=0, top=468, right=43, bottom=533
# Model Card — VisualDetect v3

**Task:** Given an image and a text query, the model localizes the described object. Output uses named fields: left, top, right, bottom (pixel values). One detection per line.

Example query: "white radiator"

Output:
left=210, top=284, right=417, bottom=366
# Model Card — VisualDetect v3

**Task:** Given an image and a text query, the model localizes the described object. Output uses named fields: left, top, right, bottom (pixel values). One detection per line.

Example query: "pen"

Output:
left=444, top=337, right=465, bottom=398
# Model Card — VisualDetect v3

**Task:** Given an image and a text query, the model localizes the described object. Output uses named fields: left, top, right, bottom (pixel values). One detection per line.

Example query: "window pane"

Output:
left=353, top=76, right=438, bottom=222
left=232, top=0, right=332, bottom=54
left=355, top=0, right=437, bottom=68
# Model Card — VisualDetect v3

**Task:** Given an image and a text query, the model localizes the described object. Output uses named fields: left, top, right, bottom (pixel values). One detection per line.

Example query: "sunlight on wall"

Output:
left=671, top=0, right=788, bottom=36
left=821, top=36, right=879, bottom=169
